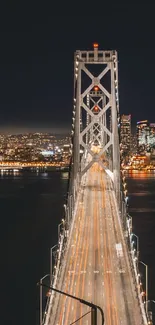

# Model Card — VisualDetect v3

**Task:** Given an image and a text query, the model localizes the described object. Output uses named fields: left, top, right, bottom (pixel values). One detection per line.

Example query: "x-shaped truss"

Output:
left=79, top=63, right=113, bottom=175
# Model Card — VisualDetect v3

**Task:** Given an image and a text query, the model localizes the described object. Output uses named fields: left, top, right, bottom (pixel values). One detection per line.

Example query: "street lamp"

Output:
left=131, top=233, right=139, bottom=259
left=50, top=244, right=58, bottom=284
left=145, top=301, right=155, bottom=324
left=58, top=218, right=65, bottom=239
left=63, top=204, right=66, bottom=213
left=139, top=261, right=148, bottom=316
left=40, top=274, right=50, bottom=325
left=37, top=282, right=104, bottom=325
left=127, top=214, right=132, bottom=234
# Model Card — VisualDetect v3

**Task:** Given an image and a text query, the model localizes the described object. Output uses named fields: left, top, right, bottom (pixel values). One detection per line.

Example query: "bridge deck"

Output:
left=49, top=163, right=142, bottom=325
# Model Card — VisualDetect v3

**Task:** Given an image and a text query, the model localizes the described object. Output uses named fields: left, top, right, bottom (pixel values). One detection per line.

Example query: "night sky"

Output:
left=0, top=5, right=155, bottom=134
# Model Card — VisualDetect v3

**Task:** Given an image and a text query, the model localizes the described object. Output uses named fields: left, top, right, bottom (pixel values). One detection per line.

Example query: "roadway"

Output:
left=48, top=163, right=143, bottom=325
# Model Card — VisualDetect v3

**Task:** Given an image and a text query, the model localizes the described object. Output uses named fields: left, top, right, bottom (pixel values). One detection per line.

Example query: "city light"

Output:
left=0, top=133, right=71, bottom=167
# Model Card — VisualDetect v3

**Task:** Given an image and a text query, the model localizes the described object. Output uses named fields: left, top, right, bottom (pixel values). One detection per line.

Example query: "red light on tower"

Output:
left=94, top=105, right=99, bottom=112
left=93, top=43, right=99, bottom=48
left=94, top=86, right=99, bottom=91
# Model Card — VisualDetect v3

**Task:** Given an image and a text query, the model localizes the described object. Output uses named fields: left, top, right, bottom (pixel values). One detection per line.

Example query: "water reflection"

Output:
left=61, top=172, right=69, bottom=179
left=126, top=170, right=155, bottom=179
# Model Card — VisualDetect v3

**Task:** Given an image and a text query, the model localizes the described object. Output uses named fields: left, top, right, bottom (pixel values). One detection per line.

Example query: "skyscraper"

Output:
left=149, top=123, right=155, bottom=150
left=120, top=114, right=131, bottom=155
left=136, top=120, right=149, bottom=152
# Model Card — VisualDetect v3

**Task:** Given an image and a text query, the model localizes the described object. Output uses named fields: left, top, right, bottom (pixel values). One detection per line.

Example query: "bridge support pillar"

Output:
left=71, top=46, right=120, bottom=198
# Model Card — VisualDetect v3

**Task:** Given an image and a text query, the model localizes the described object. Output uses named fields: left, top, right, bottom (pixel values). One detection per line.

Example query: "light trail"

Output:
left=49, top=157, right=143, bottom=325
left=101, top=171, right=113, bottom=325
left=56, top=204, right=84, bottom=324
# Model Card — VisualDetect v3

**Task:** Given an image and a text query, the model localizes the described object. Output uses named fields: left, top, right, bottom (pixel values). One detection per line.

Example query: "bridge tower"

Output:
left=71, top=44, right=120, bottom=203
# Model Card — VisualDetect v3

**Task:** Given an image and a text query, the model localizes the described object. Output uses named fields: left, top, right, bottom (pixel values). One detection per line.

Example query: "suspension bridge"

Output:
left=40, top=45, right=149, bottom=325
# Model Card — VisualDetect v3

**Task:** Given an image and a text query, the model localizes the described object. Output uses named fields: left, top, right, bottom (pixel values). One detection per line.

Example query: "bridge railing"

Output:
left=126, top=213, right=148, bottom=324
left=42, top=231, right=65, bottom=325
left=120, top=176, right=148, bottom=325
left=42, top=163, right=86, bottom=325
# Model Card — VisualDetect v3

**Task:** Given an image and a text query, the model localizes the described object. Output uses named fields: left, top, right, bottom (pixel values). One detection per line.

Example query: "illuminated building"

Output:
left=136, top=121, right=155, bottom=153
left=137, top=120, right=149, bottom=148
left=0, top=132, right=71, bottom=162
left=120, top=114, right=131, bottom=154
left=148, top=123, right=155, bottom=149
left=63, top=144, right=70, bottom=154
left=41, top=150, right=54, bottom=157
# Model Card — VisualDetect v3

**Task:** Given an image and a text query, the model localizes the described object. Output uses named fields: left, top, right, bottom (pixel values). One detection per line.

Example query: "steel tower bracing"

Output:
left=71, top=45, right=120, bottom=201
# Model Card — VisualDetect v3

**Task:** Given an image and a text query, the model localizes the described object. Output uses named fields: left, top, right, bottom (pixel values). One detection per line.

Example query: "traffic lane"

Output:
left=63, top=181, right=92, bottom=324
left=107, top=185, right=140, bottom=324
left=105, top=175, right=141, bottom=325
left=88, top=167, right=136, bottom=325
left=73, top=186, right=92, bottom=324
left=100, top=176, right=111, bottom=325
left=50, top=206, right=82, bottom=325
left=50, top=166, right=93, bottom=325
left=104, top=176, right=133, bottom=325
left=51, top=183, right=87, bottom=325
left=78, top=184, right=93, bottom=324
left=96, top=177, right=105, bottom=317
left=88, top=166, right=113, bottom=325
left=104, top=170, right=136, bottom=325
left=107, top=189, right=131, bottom=324
left=85, top=167, right=111, bottom=324
left=77, top=169, right=100, bottom=324
left=62, top=171, right=94, bottom=325
left=108, top=187, right=142, bottom=324
left=100, top=170, right=118, bottom=325
left=103, top=179, right=126, bottom=324
left=78, top=167, right=105, bottom=324
left=52, top=207, right=83, bottom=325
left=104, top=204, right=119, bottom=324
left=104, top=193, right=126, bottom=324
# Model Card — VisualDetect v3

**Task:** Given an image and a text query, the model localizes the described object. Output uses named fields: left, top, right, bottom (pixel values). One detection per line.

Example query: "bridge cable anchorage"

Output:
left=37, top=282, right=104, bottom=325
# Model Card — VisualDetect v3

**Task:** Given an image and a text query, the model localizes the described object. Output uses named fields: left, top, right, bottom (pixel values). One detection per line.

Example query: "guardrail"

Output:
left=43, top=232, right=65, bottom=325
left=126, top=214, right=148, bottom=325
left=42, top=172, right=86, bottom=325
